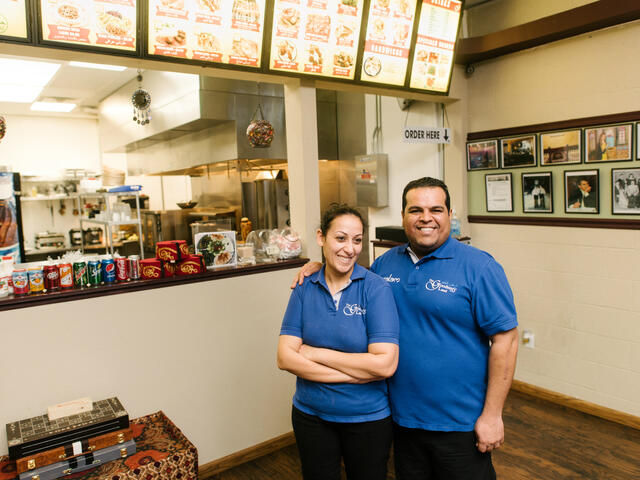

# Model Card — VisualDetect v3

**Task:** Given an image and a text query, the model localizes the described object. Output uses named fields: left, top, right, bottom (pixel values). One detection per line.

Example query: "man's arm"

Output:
left=299, top=342, right=399, bottom=381
left=277, top=335, right=361, bottom=383
left=474, top=327, right=518, bottom=453
left=290, top=261, right=323, bottom=288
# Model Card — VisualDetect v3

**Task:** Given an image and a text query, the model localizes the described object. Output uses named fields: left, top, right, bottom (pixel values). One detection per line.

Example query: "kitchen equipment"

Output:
left=69, top=228, right=83, bottom=247
left=242, top=179, right=289, bottom=230
left=140, top=210, right=191, bottom=258
left=35, top=232, right=65, bottom=249
left=177, top=201, right=198, bottom=209
left=83, top=227, right=103, bottom=245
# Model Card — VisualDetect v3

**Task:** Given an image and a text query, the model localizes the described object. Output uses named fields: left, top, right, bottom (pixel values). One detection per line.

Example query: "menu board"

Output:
left=359, top=0, right=417, bottom=86
left=269, top=0, right=365, bottom=80
left=409, top=0, right=461, bottom=92
left=148, top=0, right=266, bottom=67
left=40, top=0, right=137, bottom=50
left=0, top=0, right=28, bottom=39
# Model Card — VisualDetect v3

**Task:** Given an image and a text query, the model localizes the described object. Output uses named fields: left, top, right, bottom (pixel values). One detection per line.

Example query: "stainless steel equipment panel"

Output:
left=355, top=154, right=388, bottom=207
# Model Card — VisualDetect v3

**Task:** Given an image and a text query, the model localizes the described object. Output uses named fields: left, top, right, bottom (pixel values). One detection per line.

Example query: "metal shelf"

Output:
left=21, top=195, right=79, bottom=202
left=80, top=219, right=141, bottom=226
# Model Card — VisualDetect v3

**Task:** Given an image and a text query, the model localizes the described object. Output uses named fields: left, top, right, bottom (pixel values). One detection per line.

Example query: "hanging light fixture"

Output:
left=0, top=116, right=6, bottom=143
left=131, top=70, right=151, bottom=125
left=246, top=83, right=274, bottom=148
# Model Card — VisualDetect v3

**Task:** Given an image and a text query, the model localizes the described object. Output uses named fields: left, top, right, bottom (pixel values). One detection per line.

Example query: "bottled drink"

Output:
left=450, top=208, right=461, bottom=238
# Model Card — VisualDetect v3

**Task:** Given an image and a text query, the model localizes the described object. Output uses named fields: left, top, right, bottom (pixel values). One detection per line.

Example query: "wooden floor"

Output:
left=206, top=391, right=640, bottom=479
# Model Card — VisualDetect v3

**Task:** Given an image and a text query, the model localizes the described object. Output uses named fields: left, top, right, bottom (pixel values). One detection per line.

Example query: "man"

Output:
left=294, top=177, right=518, bottom=479
left=569, top=178, right=597, bottom=210
left=530, top=179, right=546, bottom=209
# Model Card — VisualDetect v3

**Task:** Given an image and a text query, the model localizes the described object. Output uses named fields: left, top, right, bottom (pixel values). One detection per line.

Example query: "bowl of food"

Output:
left=176, top=201, right=198, bottom=209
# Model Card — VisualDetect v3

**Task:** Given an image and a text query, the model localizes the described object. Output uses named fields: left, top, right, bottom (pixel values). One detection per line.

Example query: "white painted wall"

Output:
left=0, top=269, right=297, bottom=464
left=463, top=16, right=640, bottom=415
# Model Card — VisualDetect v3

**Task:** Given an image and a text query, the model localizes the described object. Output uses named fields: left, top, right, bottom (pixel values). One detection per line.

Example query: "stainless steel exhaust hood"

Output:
left=99, top=74, right=340, bottom=175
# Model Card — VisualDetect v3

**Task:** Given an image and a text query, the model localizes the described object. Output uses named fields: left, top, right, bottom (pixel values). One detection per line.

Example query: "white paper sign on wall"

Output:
left=402, top=127, right=451, bottom=144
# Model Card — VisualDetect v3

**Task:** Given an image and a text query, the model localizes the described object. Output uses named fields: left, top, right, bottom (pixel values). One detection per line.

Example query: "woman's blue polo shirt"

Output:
left=280, top=263, right=400, bottom=423
left=371, top=236, right=518, bottom=431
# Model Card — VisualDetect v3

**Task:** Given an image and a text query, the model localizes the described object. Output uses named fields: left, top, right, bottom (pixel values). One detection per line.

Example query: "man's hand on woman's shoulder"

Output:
left=290, top=261, right=323, bottom=288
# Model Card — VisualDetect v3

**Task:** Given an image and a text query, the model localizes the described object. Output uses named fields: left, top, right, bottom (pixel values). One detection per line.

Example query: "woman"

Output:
left=277, top=204, right=399, bottom=480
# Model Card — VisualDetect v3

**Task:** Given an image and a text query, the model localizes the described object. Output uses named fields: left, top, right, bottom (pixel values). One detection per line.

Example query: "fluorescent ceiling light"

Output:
left=31, top=101, right=77, bottom=113
left=68, top=61, right=127, bottom=71
left=0, top=58, right=61, bottom=102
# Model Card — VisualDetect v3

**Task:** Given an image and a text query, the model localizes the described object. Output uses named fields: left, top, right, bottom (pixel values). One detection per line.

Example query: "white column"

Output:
left=284, top=79, right=322, bottom=261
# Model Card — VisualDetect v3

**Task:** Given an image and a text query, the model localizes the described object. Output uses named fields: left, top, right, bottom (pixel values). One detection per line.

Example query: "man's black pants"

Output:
left=291, top=406, right=392, bottom=480
left=393, top=423, right=497, bottom=480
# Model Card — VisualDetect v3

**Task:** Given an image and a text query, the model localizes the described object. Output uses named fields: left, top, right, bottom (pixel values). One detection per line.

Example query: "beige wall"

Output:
left=463, top=18, right=640, bottom=415
left=0, top=269, right=297, bottom=464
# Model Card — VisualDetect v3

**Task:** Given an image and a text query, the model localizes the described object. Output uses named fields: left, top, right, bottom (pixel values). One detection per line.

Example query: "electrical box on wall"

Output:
left=355, top=154, right=388, bottom=207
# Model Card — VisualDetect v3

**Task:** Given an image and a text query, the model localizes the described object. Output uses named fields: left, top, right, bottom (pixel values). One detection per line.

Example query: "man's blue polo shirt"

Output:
left=280, top=263, right=399, bottom=423
left=370, top=236, right=517, bottom=431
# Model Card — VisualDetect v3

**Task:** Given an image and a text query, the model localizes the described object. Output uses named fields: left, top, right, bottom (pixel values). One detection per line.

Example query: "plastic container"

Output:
left=450, top=208, right=461, bottom=238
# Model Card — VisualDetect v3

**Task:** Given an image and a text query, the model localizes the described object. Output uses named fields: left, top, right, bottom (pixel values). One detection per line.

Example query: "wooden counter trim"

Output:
left=456, top=0, right=640, bottom=66
left=468, top=215, right=640, bottom=230
left=467, top=110, right=640, bottom=141
left=511, top=380, right=640, bottom=430
left=0, top=258, right=308, bottom=312
left=199, top=432, right=296, bottom=478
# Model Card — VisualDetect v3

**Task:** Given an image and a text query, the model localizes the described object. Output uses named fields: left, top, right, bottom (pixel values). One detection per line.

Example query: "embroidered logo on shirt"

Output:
left=425, top=278, right=458, bottom=293
left=343, top=304, right=366, bottom=315
left=383, top=274, right=401, bottom=283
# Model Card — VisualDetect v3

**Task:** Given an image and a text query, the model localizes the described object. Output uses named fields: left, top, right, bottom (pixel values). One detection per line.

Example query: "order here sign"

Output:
left=402, top=127, right=451, bottom=144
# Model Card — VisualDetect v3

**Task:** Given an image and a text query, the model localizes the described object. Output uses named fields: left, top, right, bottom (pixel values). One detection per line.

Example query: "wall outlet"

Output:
left=522, top=329, right=535, bottom=349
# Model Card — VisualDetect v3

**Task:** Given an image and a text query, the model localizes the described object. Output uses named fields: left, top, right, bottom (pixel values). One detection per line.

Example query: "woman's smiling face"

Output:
left=317, top=214, right=363, bottom=276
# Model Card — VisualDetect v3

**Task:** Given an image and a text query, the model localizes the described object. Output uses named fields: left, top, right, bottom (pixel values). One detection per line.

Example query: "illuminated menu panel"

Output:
left=0, top=0, right=28, bottom=39
left=269, top=0, right=365, bottom=80
left=148, top=0, right=266, bottom=68
left=409, top=0, right=461, bottom=92
left=359, top=0, right=417, bottom=86
left=40, top=0, right=137, bottom=51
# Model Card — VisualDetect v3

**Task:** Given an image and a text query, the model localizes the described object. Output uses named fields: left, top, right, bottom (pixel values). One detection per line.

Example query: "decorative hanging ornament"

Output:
left=246, top=85, right=274, bottom=148
left=0, top=116, right=6, bottom=143
left=132, top=72, right=151, bottom=125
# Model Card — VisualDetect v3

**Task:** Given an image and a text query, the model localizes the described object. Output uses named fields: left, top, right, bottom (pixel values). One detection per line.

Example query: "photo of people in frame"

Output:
left=522, top=172, right=552, bottom=213
left=540, top=130, right=581, bottom=165
left=501, top=135, right=537, bottom=168
left=467, top=140, right=498, bottom=170
left=565, top=170, right=599, bottom=213
left=612, top=168, right=640, bottom=214
left=585, top=124, right=632, bottom=162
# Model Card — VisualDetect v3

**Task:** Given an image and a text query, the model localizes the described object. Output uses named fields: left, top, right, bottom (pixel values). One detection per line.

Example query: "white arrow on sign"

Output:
left=402, top=127, right=451, bottom=144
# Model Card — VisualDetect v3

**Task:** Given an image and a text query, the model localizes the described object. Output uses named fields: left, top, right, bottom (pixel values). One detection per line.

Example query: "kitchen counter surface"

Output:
left=0, top=257, right=307, bottom=312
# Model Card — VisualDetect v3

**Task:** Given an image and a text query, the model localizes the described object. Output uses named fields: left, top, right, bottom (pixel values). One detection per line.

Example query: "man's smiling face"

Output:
left=402, top=186, right=451, bottom=258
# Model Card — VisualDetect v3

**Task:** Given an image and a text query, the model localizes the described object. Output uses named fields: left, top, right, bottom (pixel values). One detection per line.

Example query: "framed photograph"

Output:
left=522, top=172, right=553, bottom=213
left=194, top=231, right=237, bottom=269
left=485, top=173, right=513, bottom=212
left=540, top=129, right=581, bottom=165
left=501, top=135, right=537, bottom=168
left=467, top=140, right=499, bottom=170
left=565, top=169, right=599, bottom=214
left=585, top=124, right=632, bottom=162
left=612, top=168, right=640, bottom=214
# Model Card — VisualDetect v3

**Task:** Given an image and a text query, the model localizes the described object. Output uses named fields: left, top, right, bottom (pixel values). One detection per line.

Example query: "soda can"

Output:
left=115, top=256, right=128, bottom=282
left=88, top=260, right=102, bottom=286
left=73, top=261, right=89, bottom=288
left=59, top=263, right=74, bottom=289
left=12, top=268, right=29, bottom=295
left=128, top=255, right=141, bottom=280
left=43, top=264, right=60, bottom=291
left=102, top=258, right=116, bottom=284
left=28, top=267, right=45, bottom=293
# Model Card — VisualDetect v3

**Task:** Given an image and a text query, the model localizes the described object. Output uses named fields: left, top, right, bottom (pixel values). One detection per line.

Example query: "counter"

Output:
left=0, top=258, right=305, bottom=466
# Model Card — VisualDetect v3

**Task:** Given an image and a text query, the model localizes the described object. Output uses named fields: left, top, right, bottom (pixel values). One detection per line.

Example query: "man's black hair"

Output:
left=402, top=177, right=451, bottom=211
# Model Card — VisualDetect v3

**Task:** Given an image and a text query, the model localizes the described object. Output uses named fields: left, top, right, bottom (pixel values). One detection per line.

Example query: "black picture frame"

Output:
left=540, top=129, right=582, bottom=166
left=584, top=124, right=633, bottom=163
left=485, top=172, right=513, bottom=212
left=467, top=139, right=499, bottom=171
left=501, top=134, right=537, bottom=168
left=612, top=167, right=640, bottom=214
left=565, top=169, right=599, bottom=214
left=522, top=172, right=553, bottom=213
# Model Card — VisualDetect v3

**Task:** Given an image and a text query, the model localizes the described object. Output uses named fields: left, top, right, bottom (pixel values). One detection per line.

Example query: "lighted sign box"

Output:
left=0, top=0, right=29, bottom=40
left=147, top=0, right=267, bottom=68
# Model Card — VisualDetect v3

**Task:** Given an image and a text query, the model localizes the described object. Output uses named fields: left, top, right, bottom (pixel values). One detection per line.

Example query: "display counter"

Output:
left=0, top=258, right=305, bottom=466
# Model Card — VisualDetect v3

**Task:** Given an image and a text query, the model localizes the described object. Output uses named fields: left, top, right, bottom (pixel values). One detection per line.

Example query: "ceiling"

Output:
left=0, top=54, right=139, bottom=118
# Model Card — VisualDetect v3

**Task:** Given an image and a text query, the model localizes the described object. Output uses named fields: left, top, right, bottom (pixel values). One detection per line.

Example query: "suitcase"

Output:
left=6, top=398, right=129, bottom=460
left=18, top=440, right=136, bottom=480
left=16, top=427, right=133, bottom=473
